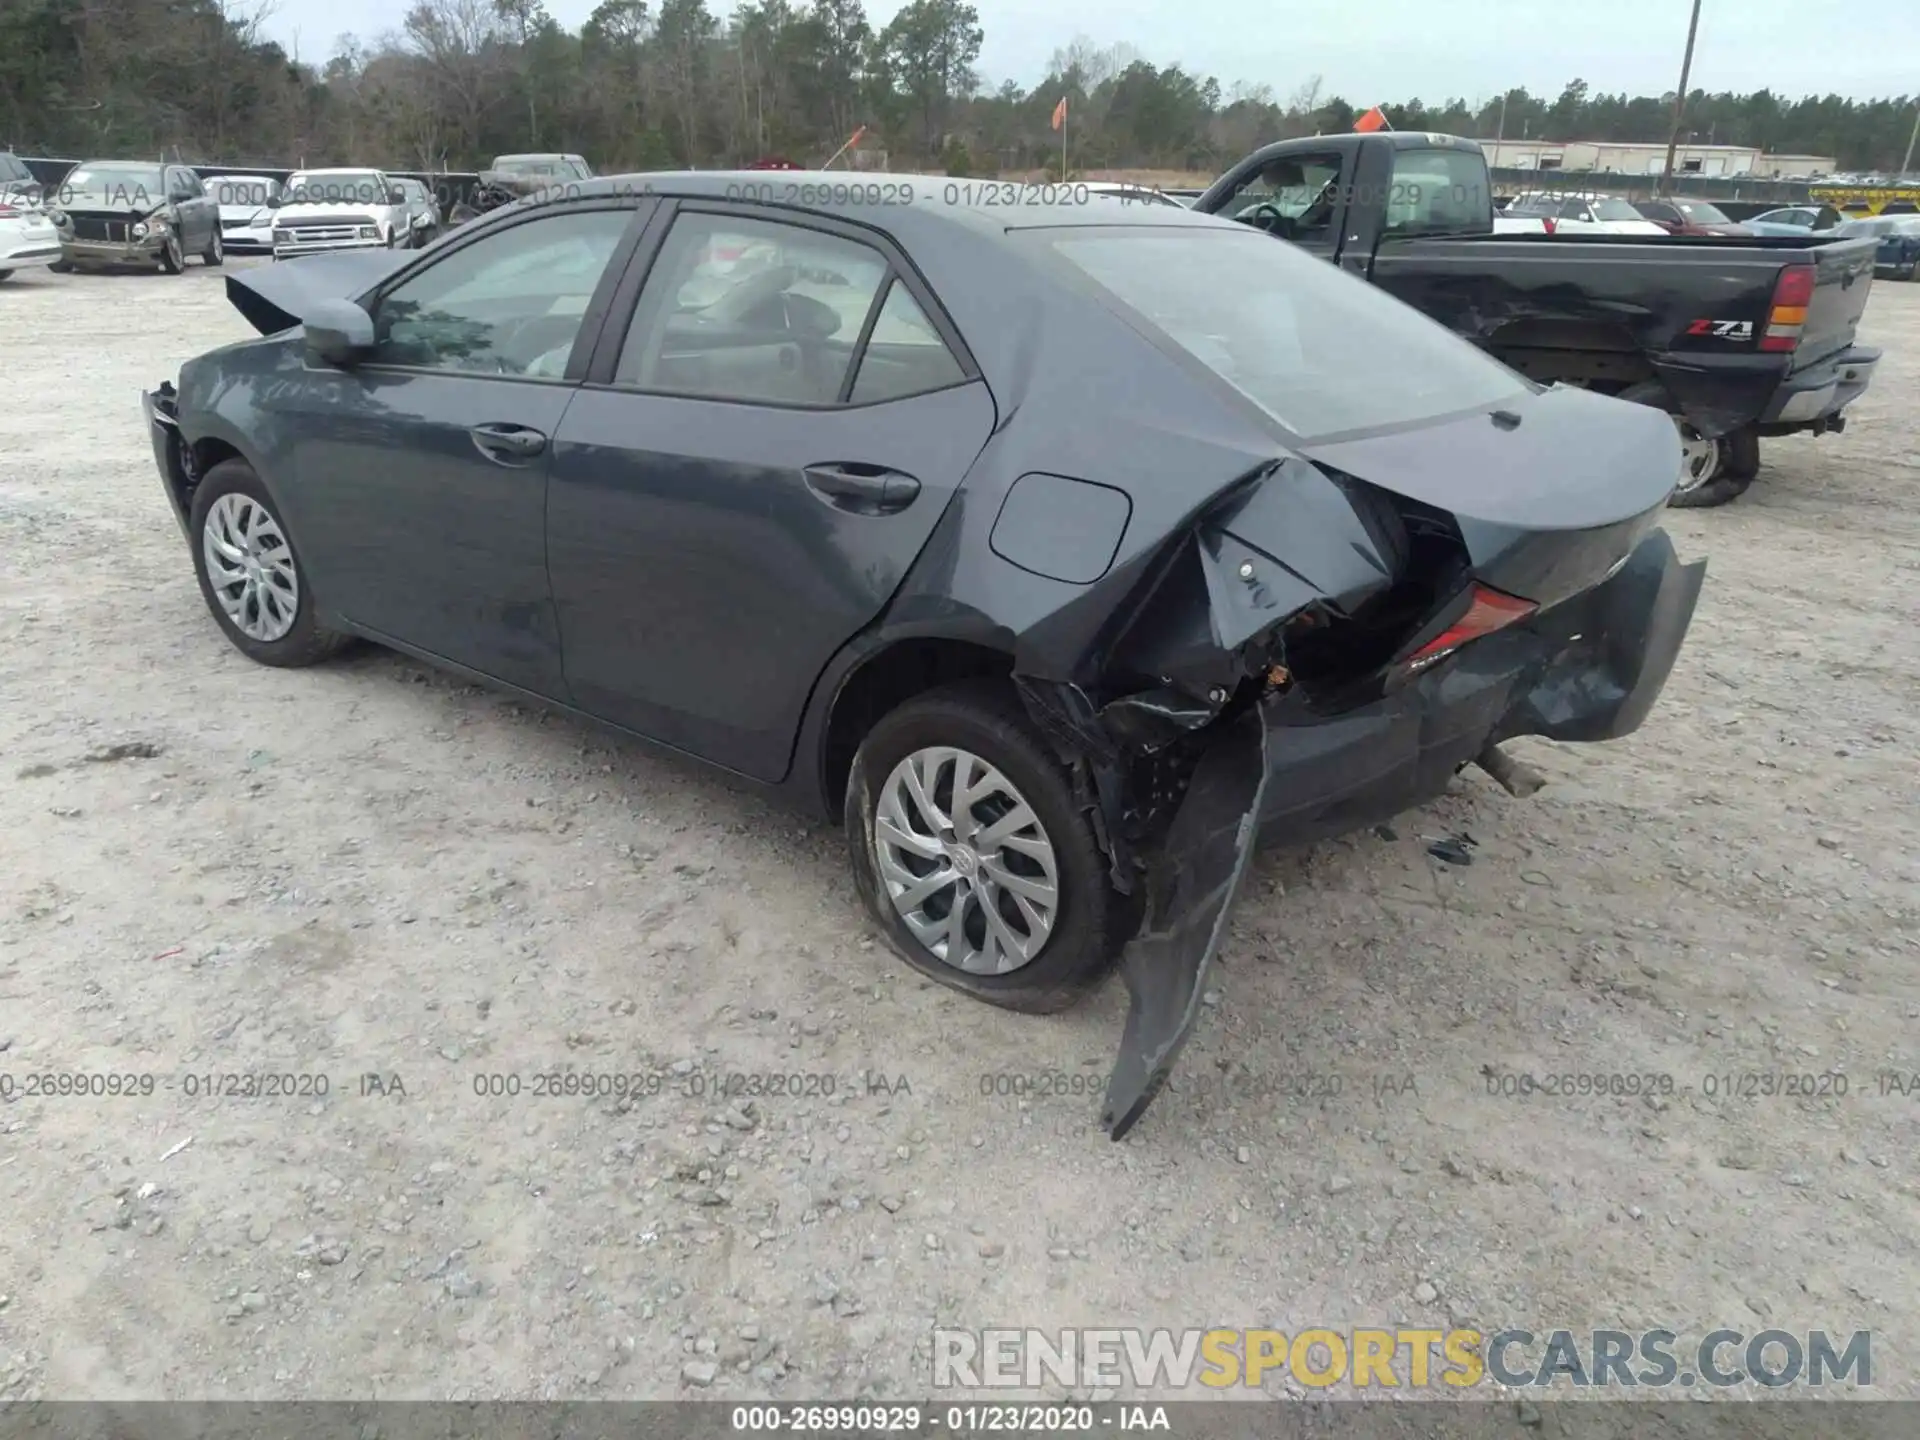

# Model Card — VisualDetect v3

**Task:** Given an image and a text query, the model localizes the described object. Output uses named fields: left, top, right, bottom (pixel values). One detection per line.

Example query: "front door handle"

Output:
left=470, top=423, right=547, bottom=464
left=803, top=463, right=920, bottom=516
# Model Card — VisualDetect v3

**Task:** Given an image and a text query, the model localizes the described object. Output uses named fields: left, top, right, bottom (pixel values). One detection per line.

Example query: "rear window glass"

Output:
left=1384, top=148, right=1492, bottom=233
left=1041, top=227, right=1529, bottom=442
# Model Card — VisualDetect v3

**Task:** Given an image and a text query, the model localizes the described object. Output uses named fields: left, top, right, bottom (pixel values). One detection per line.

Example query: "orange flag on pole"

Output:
left=1353, top=105, right=1389, bottom=132
left=1051, top=96, right=1068, bottom=131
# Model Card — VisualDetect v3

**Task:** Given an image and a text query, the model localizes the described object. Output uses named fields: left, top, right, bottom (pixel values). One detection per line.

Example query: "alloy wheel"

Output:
left=873, top=745, right=1061, bottom=976
left=202, top=492, right=300, bottom=642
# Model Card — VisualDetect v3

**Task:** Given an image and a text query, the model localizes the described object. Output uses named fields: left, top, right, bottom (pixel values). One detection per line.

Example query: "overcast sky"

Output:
left=264, top=0, right=1920, bottom=103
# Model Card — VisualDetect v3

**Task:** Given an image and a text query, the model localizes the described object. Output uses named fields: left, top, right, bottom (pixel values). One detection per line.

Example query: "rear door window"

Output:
left=615, top=212, right=892, bottom=405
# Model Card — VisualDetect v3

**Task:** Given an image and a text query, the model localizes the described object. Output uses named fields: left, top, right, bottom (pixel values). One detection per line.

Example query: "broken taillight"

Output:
left=1404, top=583, right=1536, bottom=668
left=1759, top=264, right=1815, bottom=352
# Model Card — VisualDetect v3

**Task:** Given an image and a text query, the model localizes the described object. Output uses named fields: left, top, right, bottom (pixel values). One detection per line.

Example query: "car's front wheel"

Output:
left=202, top=226, right=223, bottom=266
left=158, top=233, right=185, bottom=274
left=844, top=681, right=1133, bottom=1014
left=188, top=459, right=351, bottom=667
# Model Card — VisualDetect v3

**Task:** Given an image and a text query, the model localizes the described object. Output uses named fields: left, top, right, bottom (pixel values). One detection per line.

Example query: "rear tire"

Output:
left=844, top=680, right=1132, bottom=1014
left=188, top=459, right=353, bottom=668
left=1618, top=380, right=1757, bottom=509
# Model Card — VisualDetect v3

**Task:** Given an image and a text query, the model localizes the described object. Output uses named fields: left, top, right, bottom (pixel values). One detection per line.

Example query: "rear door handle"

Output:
left=803, top=463, right=920, bottom=515
left=470, top=423, right=547, bottom=464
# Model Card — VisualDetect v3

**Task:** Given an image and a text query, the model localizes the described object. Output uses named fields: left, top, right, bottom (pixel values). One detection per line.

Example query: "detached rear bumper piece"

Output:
left=1100, top=528, right=1705, bottom=1138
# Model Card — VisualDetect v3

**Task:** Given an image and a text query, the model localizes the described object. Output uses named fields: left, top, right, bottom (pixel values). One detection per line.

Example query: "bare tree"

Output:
left=402, top=0, right=507, bottom=163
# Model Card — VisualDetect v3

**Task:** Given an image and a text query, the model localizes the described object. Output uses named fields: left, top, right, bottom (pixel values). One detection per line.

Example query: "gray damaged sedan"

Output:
left=143, top=174, right=1706, bottom=1138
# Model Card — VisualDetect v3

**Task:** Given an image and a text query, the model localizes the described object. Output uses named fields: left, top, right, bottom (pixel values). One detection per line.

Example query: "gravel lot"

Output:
left=0, top=260, right=1916, bottom=1403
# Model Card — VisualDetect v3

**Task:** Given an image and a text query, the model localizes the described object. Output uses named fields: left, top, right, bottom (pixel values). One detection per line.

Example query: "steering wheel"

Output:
left=1239, top=203, right=1297, bottom=239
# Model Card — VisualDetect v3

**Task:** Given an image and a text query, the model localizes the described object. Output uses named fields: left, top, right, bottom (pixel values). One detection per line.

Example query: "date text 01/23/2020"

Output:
left=726, top=1404, right=1171, bottom=1432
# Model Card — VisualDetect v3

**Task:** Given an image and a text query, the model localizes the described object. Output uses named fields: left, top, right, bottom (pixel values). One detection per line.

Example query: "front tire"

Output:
left=187, top=459, right=351, bottom=668
left=158, top=234, right=184, bottom=274
left=844, top=681, right=1132, bottom=1014
left=202, top=226, right=223, bottom=266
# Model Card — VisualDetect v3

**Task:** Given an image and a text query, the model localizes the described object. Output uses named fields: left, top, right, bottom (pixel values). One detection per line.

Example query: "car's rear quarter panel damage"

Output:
left=867, top=249, right=1705, bottom=1136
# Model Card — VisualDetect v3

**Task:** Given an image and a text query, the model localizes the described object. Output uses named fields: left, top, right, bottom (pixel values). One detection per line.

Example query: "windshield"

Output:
left=1042, top=226, right=1529, bottom=442
left=1678, top=201, right=1732, bottom=224
left=285, top=171, right=387, bottom=205
left=1590, top=197, right=1644, bottom=221
left=62, top=163, right=163, bottom=202
left=207, top=178, right=274, bottom=207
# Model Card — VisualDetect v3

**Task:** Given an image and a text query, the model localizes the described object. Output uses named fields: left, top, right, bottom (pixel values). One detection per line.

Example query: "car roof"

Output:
left=290, top=167, right=383, bottom=176
left=573, top=170, right=1237, bottom=239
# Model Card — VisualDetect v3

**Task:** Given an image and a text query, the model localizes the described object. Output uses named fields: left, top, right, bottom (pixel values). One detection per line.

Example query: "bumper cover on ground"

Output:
left=1100, top=528, right=1706, bottom=1138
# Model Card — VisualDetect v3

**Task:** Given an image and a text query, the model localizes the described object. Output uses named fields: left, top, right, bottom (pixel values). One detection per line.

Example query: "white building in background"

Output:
left=1476, top=139, right=1834, bottom=178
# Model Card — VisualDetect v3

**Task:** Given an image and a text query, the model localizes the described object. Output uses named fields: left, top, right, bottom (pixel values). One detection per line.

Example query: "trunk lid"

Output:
left=1296, top=383, right=1678, bottom=615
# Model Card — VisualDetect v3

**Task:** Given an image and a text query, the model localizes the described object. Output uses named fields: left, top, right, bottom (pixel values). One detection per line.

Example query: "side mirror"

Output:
left=388, top=187, right=406, bottom=204
left=266, top=194, right=281, bottom=209
left=304, top=298, right=376, bottom=368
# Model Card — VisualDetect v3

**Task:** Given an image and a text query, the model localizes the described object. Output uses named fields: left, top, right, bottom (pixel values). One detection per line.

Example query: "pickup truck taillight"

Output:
left=1760, top=264, right=1815, bottom=352
left=0, top=204, right=20, bottom=219
left=1540, top=216, right=1557, bottom=235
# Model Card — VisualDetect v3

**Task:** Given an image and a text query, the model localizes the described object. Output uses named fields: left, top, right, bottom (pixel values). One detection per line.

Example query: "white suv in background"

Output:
left=271, top=168, right=410, bottom=259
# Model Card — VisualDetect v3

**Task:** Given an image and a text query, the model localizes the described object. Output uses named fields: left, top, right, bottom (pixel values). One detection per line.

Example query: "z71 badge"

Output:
left=1686, top=318, right=1755, bottom=341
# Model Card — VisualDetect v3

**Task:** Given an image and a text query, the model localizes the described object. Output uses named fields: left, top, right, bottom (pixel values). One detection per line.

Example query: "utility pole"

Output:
left=1903, top=97, right=1920, bottom=176
left=1658, top=0, right=1704, bottom=197
left=1493, top=90, right=1509, bottom=163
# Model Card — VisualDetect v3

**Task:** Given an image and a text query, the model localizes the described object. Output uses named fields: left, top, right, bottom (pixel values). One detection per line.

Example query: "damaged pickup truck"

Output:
left=140, top=175, right=1705, bottom=1138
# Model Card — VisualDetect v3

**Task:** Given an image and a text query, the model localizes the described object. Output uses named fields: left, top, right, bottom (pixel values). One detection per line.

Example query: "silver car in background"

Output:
left=201, top=174, right=282, bottom=254
left=393, top=176, right=442, bottom=248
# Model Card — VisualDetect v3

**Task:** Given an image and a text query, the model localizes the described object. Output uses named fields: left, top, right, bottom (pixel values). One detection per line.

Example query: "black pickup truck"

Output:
left=1191, top=133, right=1881, bottom=508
